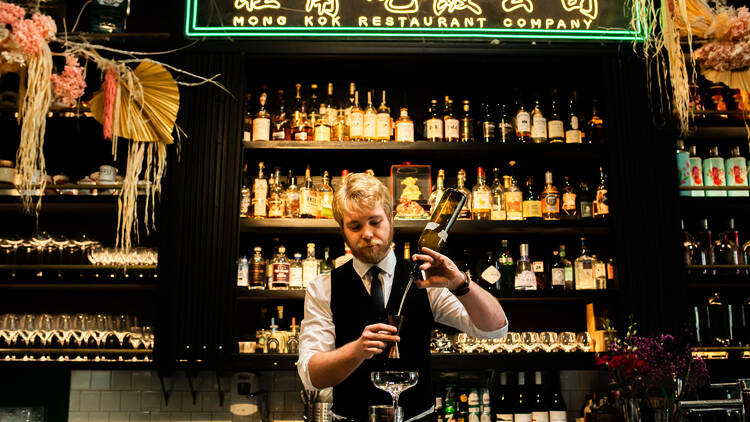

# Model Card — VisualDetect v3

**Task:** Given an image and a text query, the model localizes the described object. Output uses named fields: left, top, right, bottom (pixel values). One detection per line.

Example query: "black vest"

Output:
left=331, top=259, right=434, bottom=421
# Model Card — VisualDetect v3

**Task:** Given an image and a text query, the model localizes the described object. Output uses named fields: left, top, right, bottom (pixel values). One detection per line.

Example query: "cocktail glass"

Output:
left=370, top=371, right=418, bottom=410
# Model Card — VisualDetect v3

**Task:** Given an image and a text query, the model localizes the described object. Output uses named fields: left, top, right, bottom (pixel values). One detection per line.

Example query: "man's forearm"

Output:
left=308, top=340, right=365, bottom=389
left=456, top=280, right=507, bottom=332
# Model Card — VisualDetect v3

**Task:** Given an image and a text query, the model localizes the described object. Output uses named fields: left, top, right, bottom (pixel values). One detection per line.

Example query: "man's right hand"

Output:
left=357, top=323, right=400, bottom=359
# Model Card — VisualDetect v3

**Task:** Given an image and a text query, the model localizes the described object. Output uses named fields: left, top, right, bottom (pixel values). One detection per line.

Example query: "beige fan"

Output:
left=701, top=69, right=750, bottom=94
left=90, top=61, right=179, bottom=144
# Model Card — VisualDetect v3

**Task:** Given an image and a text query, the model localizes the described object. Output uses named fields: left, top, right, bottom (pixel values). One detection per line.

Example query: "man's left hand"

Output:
left=411, top=247, right=465, bottom=291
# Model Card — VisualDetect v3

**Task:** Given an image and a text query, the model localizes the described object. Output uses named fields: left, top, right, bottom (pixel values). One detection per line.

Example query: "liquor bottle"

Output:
left=445, top=385, right=457, bottom=422
left=577, top=181, right=593, bottom=219
left=270, top=246, right=290, bottom=290
left=334, top=244, right=353, bottom=268
left=533, top=255, right=547, bottom=290
left=404, top=242, right=411, bottom=261
left=320, top=247, right=333, bottom=275
left=460, top=100, right=474, bottom=143
left=444, top=97, right=460, bottom=142
left=266, top=238, right=279, bottom=287
left=531, top=372, right=548, bottom=422
left=514, top=372, right=533, bottom=422
left=290, top=252, right=303, bottom=289
left=300, top=165, right=317, bottom=219
left=292, top=84, right=312, bottom=141
left=550, top=251, right=565, bottom=291
left=491, top=168, right=506, bottom=220
left=541, top=171, right=560, bottom=220
left=530, top=95, right=548, bottom=143
left=547, top=95, right=564, bottom=143
left=593, top=255, right=606, bottom=289
left=252, top=88, right=271, bottom=141
left=561, top=175, right=577, bottom=219
left=394, top=107, right=414, bottom=142
left=344, top=82, right=356, bottom=139
left=688, top=145, right=705, bottom=196
left=494, top=372, right=514, bottom=422
left=314, top=91, right=332, bottom=142
left=272, top=90, right=291, bottom=141
left=317, top=171, right=334, bottom=219
left=243, top=93, right=253, bottom=143
left=497, top=240, right=515, bottom=293
left=429, top=169, right=446, bottom=215
left=284, top=173, right=301, bottom=218
left=725, top=146, right=748, bottom=197
left=363, top=90, right=377, bottom=141
left=268, top=168, right=285, bottom=218
left=522, top=176, right=542, bottom=220
left=574, top=237, right=595, bottom=290
left=515, top=92, right=531, bottom=143
left=252, top=162, right=268, bottom=219
left=332, top=108, right=346, bottom=141
left=309, top=84, right=323, bottom=139
left=565, top=91, right=582, bottom=144
left=586, top=100, right=605, bottom=144
left=711, top=219, right=740, bottom=275
left=497, top=103, right=514, bottom=143
left=472, top=167, right=492, bottom=220
left=325, top=83, right=338, bottom=128
left=515, top=244, right=536, bottom=290
left=349, top=91, right=365, bottom=141
left=479, top=250, right=500, bottom=292
left=238, top=256, right=249, bottom=287
left=697, top=218, right=713, bottom=266
left=250, top=246, right=266, bottom=289
left=416, top=188, right=467, bottom=254
left=376, top=90, right=391, bottom=142
left=547, top=373, right=567, bottom=422
left=240, top=163, right=251, bottom=218
left=436, top=394, right=445, bottom=422
left=594, top=167, right=609, bottom=219
left=480, top=102, right=495, bottom=143
left=456, top=169, right=472, bottom=219
left=425, top=99, right=444, bottom=142
left=677, top=140, right=691, bottom=196
left=559, top=245, right=574, bottom=290
left=506, top=162, right=523, bottom=221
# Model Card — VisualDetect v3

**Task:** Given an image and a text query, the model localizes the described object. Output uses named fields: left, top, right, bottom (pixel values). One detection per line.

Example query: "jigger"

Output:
left=386, top=315, right=403, bottom=359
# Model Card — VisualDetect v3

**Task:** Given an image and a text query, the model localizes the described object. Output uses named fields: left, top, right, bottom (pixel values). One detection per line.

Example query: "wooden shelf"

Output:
left=236, top=288, right=305, bottom=301
left=0, top=283, right=157, bottom=291
left=686, top=126, right=748, bottom=140
left=239, top=218, right=610, bottom=235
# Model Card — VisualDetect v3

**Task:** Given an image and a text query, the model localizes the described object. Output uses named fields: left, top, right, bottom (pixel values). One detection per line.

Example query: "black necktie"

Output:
left=369, top=266, right=385, bottom=314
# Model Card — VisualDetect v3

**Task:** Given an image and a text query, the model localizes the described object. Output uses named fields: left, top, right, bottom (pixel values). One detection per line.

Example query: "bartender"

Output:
left=298, top=172, right=508, bottom=421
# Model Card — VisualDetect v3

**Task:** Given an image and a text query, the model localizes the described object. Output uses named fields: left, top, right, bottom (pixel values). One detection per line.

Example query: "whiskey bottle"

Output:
left=480, top=102, right=495, bottom=143
left=515, top=244, right=536, bottom=290
left=302, top=243, right=319, bottom=287
left=252, top=88, right=271, bottom=141
left=332, top=109, right=347, bottom=141
left=561, top=175, right=577, bottom=219
left=522, top=176, right=542, bottom=220
left=243, top=93, right=253, bottom=143
left=505, top=162, right=523, bottom=221
left=472, top=167, right=492, bottom=220
left=344, top=82, right=356, bottom=138
left=309, top=84, right=322, bottom=137
left=497, top=103, right=514, bottom=143
left=376, top=90, right=391, bottom=142
left=325, top=83, right=338, bottom=128
left=240, top=163, right=250, bottom=218
left=574, top=238, right=595, bottom=290
left=530, top=95, right=548, bottom=143
left=514, top=92, right=531, bottom=143
left=395, top=108, right=414, bottom=142
left=532, top=256, right=547, bottom=290
left=577, top=181, right=593, bottom=219
left=497, top=240, right=515, bottom=293
left=320, top=247, right=333, bottom=275
left=314, top=101, right=332, bottom=141
left=490, top=168, right=506, bottom=221
left=249, top=246, right=266, bottom=289
left=268, top=169, right=285, bottom=218
left=300, top=165, right=317, bottom=219
left=425, top=99, right=444, bottom=142
left=428, top=169, right=446, bottom=215
left=292, top=84, right=312, bottom=141
left=460, top=100, right=474, bottom=143
left=541, top=171, right=560, bottom=220
left=559, top=245, right=574, bottom=290
left=272, top=90, right=291, bottom=141
left=594, top=167, right=609, bottom=219
left=349, top=91, right=365, bottom=141
left=416, top=188, right=467, bottom=253
left=290, top=253, right=304, bottom=289
left=252, top=162, right=268, bottom=219
left=550, top=250, right=565, bottom=291
left=284, top=173, right=301, bottom=218
left=317, top=170, right=334, bottom=218
left=547, top=95, right=564, bottom=143
left=444, top=97, right=460, bottom=142
left=363, top=90, right=377, bottom=141
left=270, top=246, right=291, bottom=290
left=456, top=169, right=472, bottom=219
left=565, top=92, right=581, bottom=144
left=586, top=100, right=605, bottom=144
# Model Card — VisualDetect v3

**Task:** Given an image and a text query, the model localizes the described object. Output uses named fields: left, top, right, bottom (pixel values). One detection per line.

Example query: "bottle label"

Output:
left=531, top=115, right=547, bottom=139
left=301, top=190, right=318, bottom=216
left=268, top=198, right=284, bottom=217
left=314, top=125, right=331, bottom=141
left=396, top=121, right=414, bottom=142
left=253, top=180, right=268, bottom=217
left=570, top=115, right=579, bottom=130
left=725, top=157, right=748, bottom=195
left=565, top=126, right=581, bottom=143
left=363, top=112, right=377, bottom=138
left=688, top=157, right=704, bottom=186
left=552, top=268, right=565, bottom=286
left=562, top=192, right=576, bottom=210
left=549, top=410, right=566, bottom=422
left=595, top=189, right=609, bottom=215
left=481, top=266, right=501, bottom=283
left=252, top=117, right=270, bottom=141
left=491, top=204, right=506, bottom=220
left=290, top=267, right=303, bottom=287
left=238, top=261, right=249, bottom=286
left=473, top=192, right=491, bottom=211
left=523, top=200, right=542, bottom=218
left=505, top=192, right=523, bottom=219
left=426, top=118, right=444, bottom=139
left=515, top=414, right=533, bottom=422
left=240, top=191, right=251, bottom=216
left=376, top=114, right=391, bottom=138
left=516, top=112, right=531, bottom=133
left=294, top=131, right=308, bottom=141
left=327, top=108, right=338, bottom=126
left=564, top=267, right=573, bottom=282
left=703, top=158, right=726, bottom=187
left=595, top=262, right=606, bottom=278
left=482, top=122, right=495, bottom=139
left=496, top=414, right=513, bottom=422
left=302, top=261, right=319, bottom=285
left=272, top=263, right=290, bottom=284
left=243, top=131, right=251, bottom=142
left=580, top=200, right=593, bottom=218
left=548, top=120, right=564, bottom=139
left=607, top=262, right=614, bottom=280
left=251, top=262, right=265, bottom=286
left=576, top=265, right=594, bottom=290
left=532, top=261, right=544, bottom=272
left=532, top=412, right=549, bottom=422
left=544, top=193, right=559, bottom=213
left=445, top=119, right=460, bottom=139
left=349, top=114, right=364, bottom=137
left=272, top=130, right=286, bottom=141
left=499, top=122, right=513, bottom=141
left=319, top=192, right=333, bottom=218
left=515, top=270, right=536, bottom=290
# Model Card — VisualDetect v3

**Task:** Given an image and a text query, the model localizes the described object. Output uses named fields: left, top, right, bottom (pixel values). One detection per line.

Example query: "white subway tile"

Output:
left=181, top=392, right=202, bottom=412
left=69, top=391, right=81, bottom=412
left=109, top=412, right=130, bottom=422
left=80, top=391, right=101, bottom=411
left=192, top=413, right=211, bottom=422
left=151, top=412, right=171, bottom=422
left=161, top=391, right=183, bottom=412
left=169, top=413, right=191, bottom=422
left=91, top=371, right=111, bottom=390
left=71, top=371, right=92, bottom=390
left=210, top=412, right=232, bottom=422
left=151, top=372, right=164, bottom=390
left=111, top=371, right=132, bottom=391
left=132, top=371, right=152, bottom=391
left=89, top=412, right=110, bottom=422
left=169, top=374, right=189, bottom=392
left=121, top=391, right=141, bottom=411
left=198, top=372, right=215, bottom=392
left=201, top=393, right=223, bottom=412
left=274, top=372, right=298, bottom=392
left=129, top=411, right=150, bottom=422
left=68, top=411, right=88, bottom=422
left=101, top=391, right=122, bottom=411
left=284, top=392, right=303, bottom=412
left=268, top=392, right=284, bottom=413
left=142, top=390, right=162, bottom=411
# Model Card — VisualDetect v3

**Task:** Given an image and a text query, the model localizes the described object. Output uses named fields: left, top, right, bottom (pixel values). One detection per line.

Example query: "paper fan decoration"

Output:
left=90, top=61, right=179, bottom=144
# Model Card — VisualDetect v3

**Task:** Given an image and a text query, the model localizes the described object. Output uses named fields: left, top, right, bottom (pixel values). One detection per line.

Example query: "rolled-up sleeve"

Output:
left=297, top=272, right=335, bottom=391
left=428, top=288, right=508, bottom=339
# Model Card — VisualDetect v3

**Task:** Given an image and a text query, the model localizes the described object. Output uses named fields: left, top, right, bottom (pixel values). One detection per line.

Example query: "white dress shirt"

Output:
left=297, top=248, right=509, bottom=391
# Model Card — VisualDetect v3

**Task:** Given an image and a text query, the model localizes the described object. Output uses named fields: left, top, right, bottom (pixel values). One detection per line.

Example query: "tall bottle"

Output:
left=550, top=251, right=565, bottom=291
left=376, top=90, right=391, bottom=142
left=531, top=372, right=548, bottom=422
left=344, top=82, right=356, bottom=140
left=424, top=99, right=443, bottom=142
left=559, top=245, right=574, bottom=290
left=252, top=88, right=271, bottom=141
left=284, top=173, right=301, bottom=218
left=497, top=103, right=514, bottom=143
left=497, top=240, right=515, bottom=293
left=363, top=90, right=378, bottom=142
left=711, top=218, right=740, bottom=275
left=565, top=92, right=582, bottom=144
left=688, top=145, right=705, bottom=196
left=349, top=91, right=365, bottom=141
left=332, top=109, right=347, bottom=141
left=491, top=168, right=506, bottom=221
left=240, top=163, right=251, bottom=218
left=325, top=83, right=338, bottom=128
left=494, top=372, right=514, bottom=422
left=429, top=169, right=446, bottom=215
left=522, top=176, right=542, bottom=221
left=515, top=244, right=536, bottom=290
left=308, top=84, right=323, bottom=139
left=677, top=139, right=692, bottom=196
left=514, top=372, right=533, bottom=422
left=300, top=165, right=317, bottom=219
left=547, top=373, right=567, bottom=422
left=530, top=95, right=548, bottom=143
left=479, top=250, right=500, bottom=292
left=444, top=97, right=460, bottom=142
left=249, top=246, right=266, bottom=289
left=574, top=237, right=595, bottom=290
left=270, top=246, right=290, bottom=290
left=456, top=169, right=472, bottom=219
left=302, top=243, right=319, bottom=287
left=243, top=93, right=253, bottom=143
left=577, top=181, right=593, bottom=219
left=594, top=167, right=609, bottom=219
left=290, top=253, right=304, bottom=289
left=472, top=167, right=492, bottom=220
left=561, top=175, right=577, bottom=219
left=515, top=92, right=531, bottom=143
left=460, top=100, right=474, bottom=143
left=586, top=100, right=605, bottom=144
left=506, top=162, right=523, bottom=221
left=416, top=188, right=468, bottom=254
left=292, top=84, right=312, bottom=141
left=319, top=247, right=333, bottom=275
left=268, top=169, right=285, bottom=218
left=725, top=146, right=748, bottom=197
left=541, top=171, right=560, bottom=220
left=272, top=90, right=291, bottom=141
left=703, top=146, right=726, bottom=196
left=317, top=171, right=334, bottom=219
left=547, top=95, right=564, bottom=143
left=395, top=107, right=414, bottom=142
left=480, top=102, right=495, bottom=143
left=252, top=162, right=268, bottom=219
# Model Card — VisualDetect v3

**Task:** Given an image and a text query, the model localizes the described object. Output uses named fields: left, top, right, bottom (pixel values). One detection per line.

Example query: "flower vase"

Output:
left=622, top=398, right=641, bottom=422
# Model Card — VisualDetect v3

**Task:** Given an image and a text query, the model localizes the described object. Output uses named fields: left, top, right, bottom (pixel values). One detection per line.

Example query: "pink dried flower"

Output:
left=0, top=2, right=25, bottom=26
left=11, top=18, right=46, bottom=55
left=102, top=68, right=117, bottom=139
left=730, top=7, right=750, bottom=41
left=50, top=55, right=86, bottom=107
left=31, top=13, right=55, bottom=40
left=695, top=40, right=750, bottom=71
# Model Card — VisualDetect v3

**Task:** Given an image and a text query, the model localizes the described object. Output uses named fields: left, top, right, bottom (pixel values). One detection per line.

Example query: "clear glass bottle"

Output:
left=302, top=243, right=319, bottom=287
left=480, top=102, right=495, bottom=143
left=550, top=250, right=564, bottom=291
left=547, top=94, right=564, bottom=143
left=344, top=82, right=356, bottom=140
left=490, top=168, right=506, bottom=221
left=249, top=246, right=266, bottom=289
left=522, top=176, right=542, bottom=220
left=460, top=100, right=473, bottom=143
left=252, top=162, right=268, bottom=219
left=252, top=88, right=271, bottom=141
left=376, top=90, right=391, bottom=142
left=565, top=91, right=582, bottom=144
left=593, top=254, right=606, bottom=289
left=514, top=92, right=531, bottom=143
left=240, top=163, right=250, bottom=218
left=711, top=218, right=740, bottom=275
left=574, top=238, right=595, bottom=290
left=314, top=102, right=332, bottom=142
left=243, top=93, right=253, bottom=143
left=319, top=247, right=333, bottom=275
left=479, top=250, right=500, bottom=292
left=425, top=99, right=444, bottom=142
left=561, top=175, right=577, bottom=219
left=349, top=91, right=365, bottom=141
left=292, top=84, right=312, bottom=141
left=497, top=103, right=514, bottom=143
left=541, top=171, right=560, bottom=220
left=514, top=243, right=536, bottom=290
left=317, top=170, right=334, bottom=219
left=363, top=90, right=377, bottom=142
left=272, top=89, right=291, bottom=141
left=284, top=173, right=301, bottom=218
left=472, top=167, right=492, bottom=220
left=289, top=253, right=303, bottom=289
left=267, top=168, right=285, bottom=218
left=271, top=246, right=290, bottom=290
left=456, top=169, right=472, bottom=219
left=325, top=83, right=338, bottom=128
left=237, top=256, right=249, bottom=287
left=429, top=169, right=446, bottom=215
left=577, top=180, right=593, bottom=219
left=505, top=162, right=523, bottom=221
left=443, top=97, right=460, bottom=142
left=530, top=95, right=547, bottom=143
left=332, top=109, right=347, bottom=141
left=395, top=107, right=414, bottom=142
left=594, top=167, right=609, bottom=219
left=559, top=245, right=574, bottom=290
left=300, top=165, right=317, bottom=219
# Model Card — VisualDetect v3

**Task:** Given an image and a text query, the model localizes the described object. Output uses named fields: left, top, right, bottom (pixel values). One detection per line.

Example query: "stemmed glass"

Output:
left=521, top=332, right=540, bottom=352
left=559, top=332, right=578, bottom=352
left=500, top=332, right=521, bottom=353
left=87, top=314, right=109, bottom=359
left=539, top=332, right=560, bottom=353
left=129, top=325, right=143, bottom=360
left=70, top=314, right=89, bottom=358
left=577, top=332, right=593, bottom=352
left=55, top=314, right=72, bottom=358
left=141, top=326, right=154, bottom=350
left=35, top=314, right=56, bottom=359
left=370, top=371, right=419, bottom=410
left=0, top=314, right=19, bottom=355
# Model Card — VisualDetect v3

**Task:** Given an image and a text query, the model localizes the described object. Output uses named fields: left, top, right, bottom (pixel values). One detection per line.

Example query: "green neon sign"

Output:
left=185, top=0, right=644, bottom=41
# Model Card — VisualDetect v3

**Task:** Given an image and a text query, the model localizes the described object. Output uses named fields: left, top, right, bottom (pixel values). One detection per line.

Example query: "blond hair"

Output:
left=333, top=173, right=393, bottom=226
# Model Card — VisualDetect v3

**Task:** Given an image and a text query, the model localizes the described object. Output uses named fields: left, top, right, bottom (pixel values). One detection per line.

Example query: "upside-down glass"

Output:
left=500, top=332, right=521, bottom=353
left=71, top=314, right=89, bottom=350
left=370, top=371, right=419, bottom=410
left=0, top=314, right=19, bottom=351
left=141, top=326, right=154, bottom=350
left=539, top=332, right=560, bottom=352
left=521, top=332, right=540, bottom=352
left=577, top=332, right=593, bottom=352
left=559, top=332, right=578, bottom=352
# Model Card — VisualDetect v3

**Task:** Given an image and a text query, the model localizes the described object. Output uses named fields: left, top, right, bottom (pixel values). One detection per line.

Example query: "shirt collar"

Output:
left=352, top=248, right=396, bottom=279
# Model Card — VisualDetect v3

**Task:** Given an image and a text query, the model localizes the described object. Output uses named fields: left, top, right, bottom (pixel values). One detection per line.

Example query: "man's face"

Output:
left=341, top=202, right=393, bottom=264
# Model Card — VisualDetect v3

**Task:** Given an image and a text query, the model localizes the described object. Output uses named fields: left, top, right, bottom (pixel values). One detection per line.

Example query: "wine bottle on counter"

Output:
left=494, top=371, right=514, bottom=422
left=515, top=372, right=533, bottom=422
left=531, top=371, right=549, bottom=422
left=548, top=372, right=568, bottom=422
